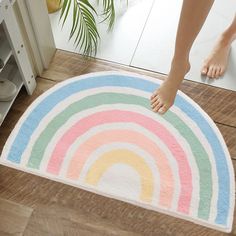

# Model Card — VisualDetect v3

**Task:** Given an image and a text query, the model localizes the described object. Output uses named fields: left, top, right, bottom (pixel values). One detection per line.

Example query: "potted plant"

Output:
left=46, top=0, right=62, bottom=13
left=47, top=0, right=127, bottom=56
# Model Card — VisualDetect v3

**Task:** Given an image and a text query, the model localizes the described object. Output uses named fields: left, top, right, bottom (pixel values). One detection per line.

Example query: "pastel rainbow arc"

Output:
left=2, top=72, right=234, bottom=231
left=6, top=89, right=221, bottom=219
left=28, top=92, right=211, bottom=219
left=85, top=149, right=154, bottom=203
left=46, top=108, right=192, bottom=214
left=60, top=129, right=174, bottom=208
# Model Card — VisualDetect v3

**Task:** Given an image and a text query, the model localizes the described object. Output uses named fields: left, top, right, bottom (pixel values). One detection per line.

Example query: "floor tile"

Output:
left=23, top=205, right=138, bottom=236
left=49, top=0, right=154, bottom=65
left=0, top=198, right=33, bottom=235
left=131, top=0, right=236, bottom=91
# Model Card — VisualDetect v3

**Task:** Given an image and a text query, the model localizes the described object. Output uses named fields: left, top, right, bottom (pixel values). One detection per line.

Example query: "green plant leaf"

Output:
left=59, top=0, right=128, bottom=56
left=60, top=0, right=100, bottom=56
left=99, top=0, right=115, bottom=30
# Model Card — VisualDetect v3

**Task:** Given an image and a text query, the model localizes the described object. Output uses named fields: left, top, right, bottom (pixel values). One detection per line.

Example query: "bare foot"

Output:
left=151, top=60, right=190, bottom=114
left=201, top=34, right=234, bottom=78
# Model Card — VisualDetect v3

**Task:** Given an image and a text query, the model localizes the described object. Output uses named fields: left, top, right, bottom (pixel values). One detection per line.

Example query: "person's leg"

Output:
left=151, top=0, right=215, bottom=114
left=201, top=14, right=236, bottom=78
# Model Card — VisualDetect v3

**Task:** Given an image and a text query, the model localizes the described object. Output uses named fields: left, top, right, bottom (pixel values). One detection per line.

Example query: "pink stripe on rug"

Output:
left=47, top=110, right=192, bottom=214
left=67, top=129, right=174, bottom=208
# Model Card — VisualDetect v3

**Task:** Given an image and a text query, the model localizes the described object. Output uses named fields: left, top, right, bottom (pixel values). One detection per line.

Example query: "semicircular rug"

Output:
left=0, top=71, right=235, bottom=232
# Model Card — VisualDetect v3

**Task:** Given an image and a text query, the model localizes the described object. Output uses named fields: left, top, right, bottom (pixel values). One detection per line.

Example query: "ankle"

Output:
left=165, top=58, right=190, bottom=86
left=221, top=29, right=236, bottom=46
left=171, top=57, right=191, bottom=73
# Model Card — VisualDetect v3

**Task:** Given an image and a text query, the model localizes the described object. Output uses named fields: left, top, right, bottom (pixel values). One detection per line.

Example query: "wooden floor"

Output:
left=0, top=50, right=235, bottom=236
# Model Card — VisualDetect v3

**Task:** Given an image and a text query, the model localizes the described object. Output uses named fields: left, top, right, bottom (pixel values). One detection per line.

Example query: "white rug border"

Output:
left=0, top=70, right=234, bottom=233
left=0, top=160, right=232, bottom=233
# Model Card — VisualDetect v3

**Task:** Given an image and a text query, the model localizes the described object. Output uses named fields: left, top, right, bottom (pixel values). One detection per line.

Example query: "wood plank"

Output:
left=217, top=123, right=236, bottom=159
left=0, top=162, right=235, bottom=236
left=180, top=80, right=236, bottom=127
left=0, top=198, right=32, bottom=235
left=0, top=124, right=236, bottom=236
left=23, top=205, right=139, bottom=236
left=0, top=50, right=235, bottom=236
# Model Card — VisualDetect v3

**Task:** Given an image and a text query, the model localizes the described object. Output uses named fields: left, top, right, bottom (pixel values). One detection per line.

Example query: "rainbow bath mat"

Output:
left=0, top=71, right=235, bottom=232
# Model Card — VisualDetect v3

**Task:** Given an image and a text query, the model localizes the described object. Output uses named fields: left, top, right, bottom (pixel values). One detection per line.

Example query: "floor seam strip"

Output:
left=215, top=121, right=236, bottom=129
left=129, top=0, right=156, bottom=66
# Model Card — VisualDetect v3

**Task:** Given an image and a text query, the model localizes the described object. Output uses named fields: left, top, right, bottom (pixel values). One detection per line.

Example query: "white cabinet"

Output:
left=0, top=0, right=36, bottom=126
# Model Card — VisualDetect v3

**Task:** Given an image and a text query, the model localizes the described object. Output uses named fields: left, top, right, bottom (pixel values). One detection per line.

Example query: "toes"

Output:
left=158, top=105, right=168, bottom=114
left=151, top=98, right=160, bottom=109
left=206, top=67, right=212, bottom=78
left=153, top=100, right=163, bottom=112
left=208, top=65, right=223, bottom=79
left=151, top=93, right=159, bottom=104
left=150, top=95, right=161, bottom=112
left=219, top=66, right=226, bottom=77
left=151, top=96, right=158, bottom=105
left=212, top=67, right=218, bottom=78
left=151, top=90, right=158, bottom=99
left=153, top=101, right=163, bottom=112
left=201, top=65, right=208, bottom=75
left=215, top=67, right=221, bottom=78
left=213, top=66, right=225, bottom=78
left=207, top=66, right=214, bottom=78
left=154, top=103, right=163, bottom=113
